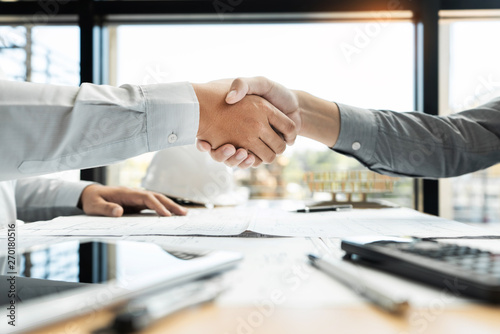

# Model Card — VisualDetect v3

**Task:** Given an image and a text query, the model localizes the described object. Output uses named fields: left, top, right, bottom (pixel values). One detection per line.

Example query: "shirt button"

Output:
left=352, top=142, right=361, bottom=151
left=168, top=133, right=178, bottom=143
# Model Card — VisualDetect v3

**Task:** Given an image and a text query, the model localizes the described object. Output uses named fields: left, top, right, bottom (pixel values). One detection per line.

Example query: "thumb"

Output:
left=196, top=139, right=212, bottom=152
left=225, top=77, right=251, bottom=104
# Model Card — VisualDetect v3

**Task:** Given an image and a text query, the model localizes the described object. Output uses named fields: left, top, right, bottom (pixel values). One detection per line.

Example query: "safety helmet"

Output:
left=142, top=145, right=245, bottom=206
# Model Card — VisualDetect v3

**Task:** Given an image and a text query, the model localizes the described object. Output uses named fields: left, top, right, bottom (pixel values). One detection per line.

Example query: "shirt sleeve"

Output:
left=332, top=97, right=500, bottom=178
left=14, top=177, right=95, bottom=222
left=0, top=80, right=199, bottom=181
left=15, top=177, right=94, bottom=209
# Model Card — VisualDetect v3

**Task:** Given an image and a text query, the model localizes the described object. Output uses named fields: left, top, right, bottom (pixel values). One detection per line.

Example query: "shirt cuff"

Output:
left=332, top=103, right=378, bottom=162
left=140, top=82, right=200, bottom=152
left=55, top=181, right=96, bottom=207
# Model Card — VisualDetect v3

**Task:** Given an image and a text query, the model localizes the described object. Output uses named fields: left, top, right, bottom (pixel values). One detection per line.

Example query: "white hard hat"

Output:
left=142, top=145, right=244, bottom=206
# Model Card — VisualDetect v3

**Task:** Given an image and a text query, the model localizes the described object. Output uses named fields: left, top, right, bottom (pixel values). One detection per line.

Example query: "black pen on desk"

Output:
left=296, top=204, right=353, bottom=213
left=308, top=254, right=409, bottom=314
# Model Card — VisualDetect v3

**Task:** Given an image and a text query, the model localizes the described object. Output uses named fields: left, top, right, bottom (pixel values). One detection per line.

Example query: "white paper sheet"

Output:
left=15, top=207, right=255, bottom=236
left=250, top=207, right=498, bottom=238
left=7, top=206, right=499, bottom=238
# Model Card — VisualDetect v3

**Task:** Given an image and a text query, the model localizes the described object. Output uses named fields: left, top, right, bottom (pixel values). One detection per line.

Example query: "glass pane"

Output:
left=0, top=25, right=81, bottom=181
left=444, top=20, right=500, bottom=223
left=109, top=22, right=414, bottom=207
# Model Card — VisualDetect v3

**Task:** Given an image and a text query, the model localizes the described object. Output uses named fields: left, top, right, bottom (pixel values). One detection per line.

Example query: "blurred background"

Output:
left=1, top=0, right=499, bottom=222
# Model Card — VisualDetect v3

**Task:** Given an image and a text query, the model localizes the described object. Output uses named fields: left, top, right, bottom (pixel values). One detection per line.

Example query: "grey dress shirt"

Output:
left=333, top=97, right=500, bottom=178
left=0, top=80, right=199, bottom=181
left=0, top=80, right=198, bottom=225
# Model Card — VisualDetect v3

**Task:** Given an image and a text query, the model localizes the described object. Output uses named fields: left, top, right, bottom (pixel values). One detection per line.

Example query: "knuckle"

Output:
left=245, top=118, right=264, bottom=134
left=255, top=120, right=266, bottom=134
left=284, top=119, right=297, bottom=133
left=233, top=77, right=244, bottom=86
left=277, top=142, right=286, bottom=154
left=255, top=76, right=271, bottom=88
left=210, top=151, right=225, bottom=162
left=263, top=153, right=276, bottom=164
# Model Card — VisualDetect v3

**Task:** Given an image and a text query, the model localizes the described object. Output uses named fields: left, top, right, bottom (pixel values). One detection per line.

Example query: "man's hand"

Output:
left=196, top=77, right=301, bottom=168
left=79, top=184, right=187, bottom=217
left=226, top=77, right=301, bottom=133
left=192, top=81, right=296, bottom=164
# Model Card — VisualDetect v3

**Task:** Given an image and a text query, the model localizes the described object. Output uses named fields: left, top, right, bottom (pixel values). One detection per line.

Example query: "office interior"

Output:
left=1, top=0, right=500, bottom=333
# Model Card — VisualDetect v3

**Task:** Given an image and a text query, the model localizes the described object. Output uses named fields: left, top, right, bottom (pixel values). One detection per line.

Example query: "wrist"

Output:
left=78, top=184, right=101, bottom=210
left=191, top=83, right=204, bottom=137
left=191, top=83, right=218, bottom=140
left=295, top=90, right=340, bottom=147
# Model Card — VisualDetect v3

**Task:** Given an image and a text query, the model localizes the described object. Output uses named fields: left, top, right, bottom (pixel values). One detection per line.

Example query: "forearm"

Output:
left=0, top=80, right=199, bottom=181
left=294, top=90, right=340, bottom=147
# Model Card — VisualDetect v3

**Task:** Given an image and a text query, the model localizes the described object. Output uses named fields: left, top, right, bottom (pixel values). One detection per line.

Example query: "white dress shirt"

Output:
left=0, top=80, right=200, bottom=226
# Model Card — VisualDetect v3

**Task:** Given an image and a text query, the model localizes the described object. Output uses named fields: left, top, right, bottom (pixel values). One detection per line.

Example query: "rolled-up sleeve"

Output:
left=332, top=98, right=500, bottom=178
left=0, top=80, right=199, bottom=181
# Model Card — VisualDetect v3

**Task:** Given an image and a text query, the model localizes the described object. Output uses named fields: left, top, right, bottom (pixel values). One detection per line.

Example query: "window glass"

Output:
left=0, top=25, right=80, bottom=181
left=109, top=22, right=415, bottom=207
left=443, top=21, right=500, bottom=222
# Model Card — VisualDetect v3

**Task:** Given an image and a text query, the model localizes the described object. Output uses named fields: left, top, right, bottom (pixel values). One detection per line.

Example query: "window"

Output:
left=439, top=17, right=500, bottom=222
left=0, top=25, right=80, bottom=181
left=106, top=22, right=415, bottom=207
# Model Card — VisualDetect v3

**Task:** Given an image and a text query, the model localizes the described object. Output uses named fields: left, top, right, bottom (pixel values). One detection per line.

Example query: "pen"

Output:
left=308, top=254, right=409, bottom=314
left=296, top=204, right=353, bottom=213
left=94, top=279, right=226, bottom=334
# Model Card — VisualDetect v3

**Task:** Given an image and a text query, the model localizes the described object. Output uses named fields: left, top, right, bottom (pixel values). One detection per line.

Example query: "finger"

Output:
left=249, top=140, right=276, bottom=164
left=208, top=144, right=237, bottom=162
left=196, top=139, right=211, bottom=152
left=224, top=148, right=248, bottom=167
left=228, top=83, right=297, bottom=145
left=155, top=193, right=188, bottom=216
left=142, top=193, right=172, bottom=217
left=87, top=197, right=124, bottom=217
left=238, top=153, right=256, bottom=169
left=267, top=106, right=297, bottom=145
left=252, top=155, right=263, bottom=167
left=226, top=78, right=251, bottom=104
left=261, top=125, right=287, bottom=155
left=226, top=76, right=275, bottom=105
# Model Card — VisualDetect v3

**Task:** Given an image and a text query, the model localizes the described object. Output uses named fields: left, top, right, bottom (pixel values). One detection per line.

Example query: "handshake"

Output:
left=192, top=76, right=341, bottom=168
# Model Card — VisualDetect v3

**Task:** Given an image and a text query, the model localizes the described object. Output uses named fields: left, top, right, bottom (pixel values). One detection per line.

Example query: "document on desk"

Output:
left=16, top=207, right=255, bottom=237
left=11, top=207, right=499, bottom=238
left=249, top=207, right=496, bottom=238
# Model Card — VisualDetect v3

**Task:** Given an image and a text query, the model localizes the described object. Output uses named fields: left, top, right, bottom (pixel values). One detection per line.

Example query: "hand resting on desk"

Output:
left=78, top=184, right=188, bottom=217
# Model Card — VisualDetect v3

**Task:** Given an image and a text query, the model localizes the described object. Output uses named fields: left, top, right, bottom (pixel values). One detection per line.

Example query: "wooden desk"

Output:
left=26, top=236, right=500, bottom=334
left=31, top=303, right=500, bottom=334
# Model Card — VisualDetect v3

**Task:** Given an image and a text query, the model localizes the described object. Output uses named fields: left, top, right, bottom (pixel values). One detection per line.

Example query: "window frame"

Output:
left=2, top=0, right=499, bottom=215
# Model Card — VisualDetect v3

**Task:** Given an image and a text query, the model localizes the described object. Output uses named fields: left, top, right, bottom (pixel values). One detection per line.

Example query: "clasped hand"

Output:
left=193, top=78, right=301, bottom=167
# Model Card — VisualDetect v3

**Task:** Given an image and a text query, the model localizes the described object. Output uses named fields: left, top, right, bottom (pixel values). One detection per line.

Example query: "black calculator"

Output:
left=341, top=236, right=500, bottom=303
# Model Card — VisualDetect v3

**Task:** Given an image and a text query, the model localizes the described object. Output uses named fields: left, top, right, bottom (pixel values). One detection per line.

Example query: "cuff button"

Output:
left=352, top=141, right=361, bottom=151
left=168, top=133, right=178, bottom=143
